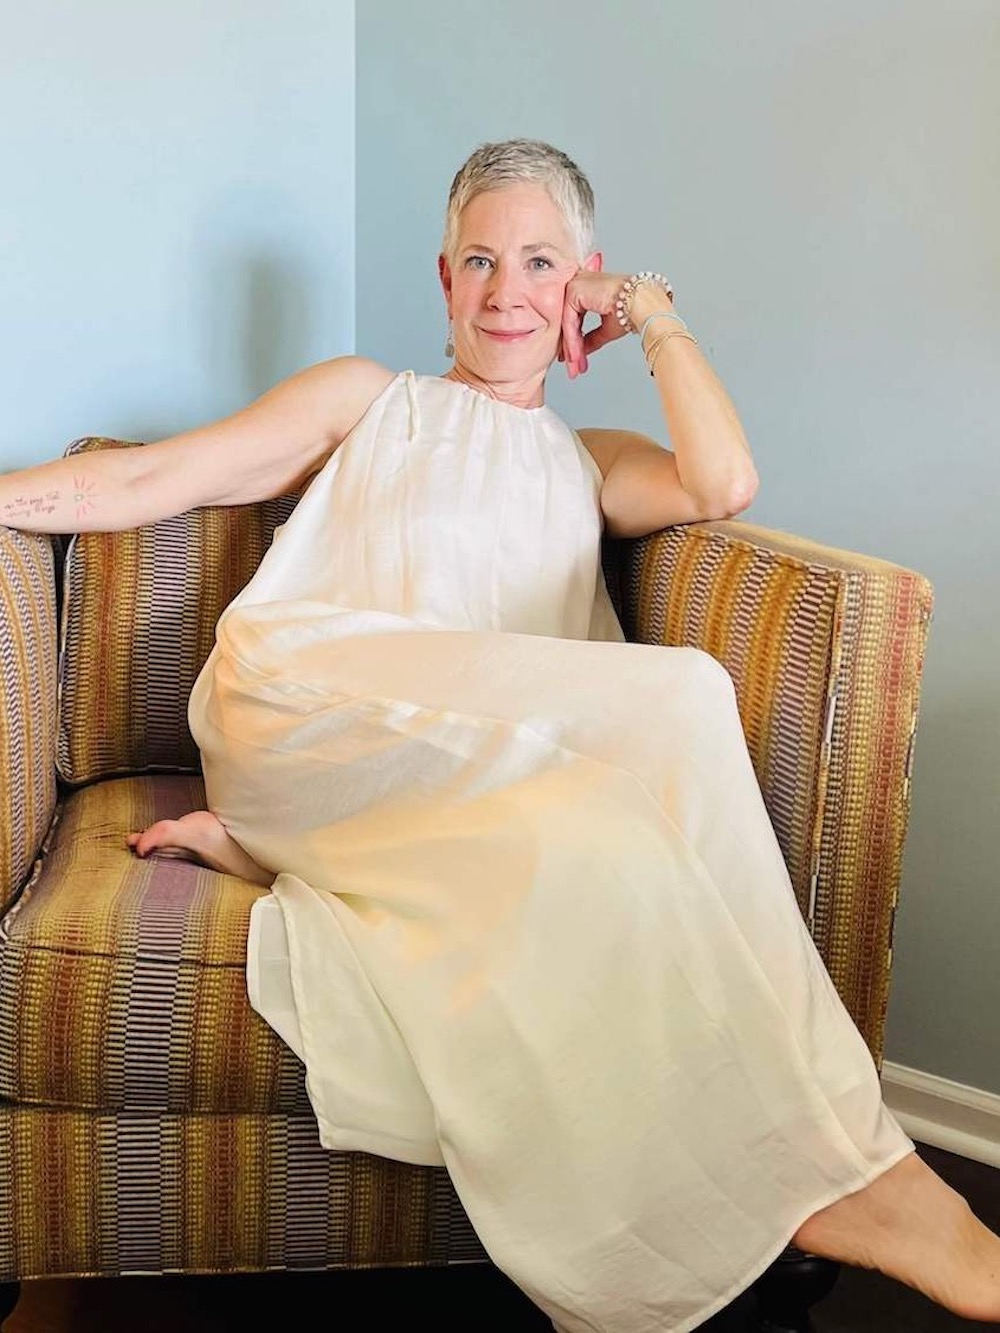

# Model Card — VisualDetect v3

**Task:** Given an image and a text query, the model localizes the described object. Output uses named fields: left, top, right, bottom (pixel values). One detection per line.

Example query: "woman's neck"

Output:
left=443, top=363, right=546, bottom=410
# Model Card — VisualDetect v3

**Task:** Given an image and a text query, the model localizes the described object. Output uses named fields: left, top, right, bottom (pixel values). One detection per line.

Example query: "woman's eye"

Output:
left=466, top=255, right=492, bottom=270
left=529, top=256, right=554, bottom=271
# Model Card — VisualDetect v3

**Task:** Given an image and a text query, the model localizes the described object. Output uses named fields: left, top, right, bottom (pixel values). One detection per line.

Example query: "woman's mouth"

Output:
left=479, top=328, right=536, bottom=342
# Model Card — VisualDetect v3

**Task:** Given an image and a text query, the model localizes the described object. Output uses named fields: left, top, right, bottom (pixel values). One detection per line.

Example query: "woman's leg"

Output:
left=128, top=810, right=275, bottom=886
left=794, top=1150, right=1000, bottom=1321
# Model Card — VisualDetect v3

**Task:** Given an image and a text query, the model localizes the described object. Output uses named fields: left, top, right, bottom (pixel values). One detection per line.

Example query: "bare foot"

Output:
left=127, top=810, right=275, bottom=887
left=793, top=1149, right=1000, bottom=1321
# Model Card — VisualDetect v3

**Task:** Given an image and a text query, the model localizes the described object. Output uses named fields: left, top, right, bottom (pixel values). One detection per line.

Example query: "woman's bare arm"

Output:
left=577, top=428, right=747, bottom=538
left=562, top=272, right=759, bottom=539
left=1, top=355, right=396, bottom=533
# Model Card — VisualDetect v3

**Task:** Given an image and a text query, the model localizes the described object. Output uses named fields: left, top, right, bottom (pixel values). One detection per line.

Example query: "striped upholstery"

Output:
left=0, top=774, right=308, bottom=1113
left=0, top=527, right=58, bottom=918
left=0, top=1107, right=485, bottom=1279
left=0, top=436, right=933, bottom=1289
left=612, top=520, right=933, bottom=1065
left=57, top=438, right=297, bottom=786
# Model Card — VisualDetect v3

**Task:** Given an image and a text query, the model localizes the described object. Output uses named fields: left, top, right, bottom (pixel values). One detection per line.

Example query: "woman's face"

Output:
left=439, top=183, right=587, bottom=388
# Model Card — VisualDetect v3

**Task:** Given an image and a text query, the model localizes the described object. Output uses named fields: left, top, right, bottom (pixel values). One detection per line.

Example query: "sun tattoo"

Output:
left=73, top=475, right=96, bottom=520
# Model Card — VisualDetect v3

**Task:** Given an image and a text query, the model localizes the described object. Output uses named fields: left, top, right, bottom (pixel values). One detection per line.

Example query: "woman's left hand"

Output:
left=560, top=271, right=630, bottom=379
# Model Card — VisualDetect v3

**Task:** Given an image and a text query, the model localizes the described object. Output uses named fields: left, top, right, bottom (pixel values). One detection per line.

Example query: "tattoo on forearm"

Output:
left=2, top=488, right=62, bottom=522
left=1, top=476, right=97, bottom=525
left=72, top=475, right=97, bottom=519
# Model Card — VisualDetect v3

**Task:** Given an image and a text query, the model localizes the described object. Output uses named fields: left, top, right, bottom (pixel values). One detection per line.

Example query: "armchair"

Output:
left=0, top=435, right=933, bottom=1332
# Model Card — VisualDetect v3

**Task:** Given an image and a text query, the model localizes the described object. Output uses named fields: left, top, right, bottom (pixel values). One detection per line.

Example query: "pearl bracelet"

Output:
left=614, top=271, right=674, bottom=331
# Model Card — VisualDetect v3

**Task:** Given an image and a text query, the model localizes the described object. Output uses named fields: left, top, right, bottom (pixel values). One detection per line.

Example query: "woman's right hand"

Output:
left=560, top=270, right=632, bottom=378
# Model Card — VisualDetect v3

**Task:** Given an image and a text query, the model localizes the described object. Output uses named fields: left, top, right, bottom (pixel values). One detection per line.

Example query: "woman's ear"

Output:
left=438, top=253, right=453, bottom=308
left=583, top=251, right=603, bottom=274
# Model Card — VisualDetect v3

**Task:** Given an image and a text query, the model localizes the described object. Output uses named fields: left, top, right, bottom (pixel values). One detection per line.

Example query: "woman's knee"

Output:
left=676, top=646, right=737, bottom=703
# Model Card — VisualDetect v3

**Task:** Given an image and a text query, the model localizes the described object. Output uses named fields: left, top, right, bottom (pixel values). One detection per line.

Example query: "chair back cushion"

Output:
left=56, top=438, right=297, bottom=786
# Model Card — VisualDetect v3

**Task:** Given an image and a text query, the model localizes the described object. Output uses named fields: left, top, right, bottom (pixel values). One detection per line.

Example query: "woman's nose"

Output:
left=486, top=263, right=523, bottom=309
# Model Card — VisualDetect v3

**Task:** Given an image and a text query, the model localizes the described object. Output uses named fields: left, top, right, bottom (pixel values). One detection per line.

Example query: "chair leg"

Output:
left=0, top=1281, right=20, bottom=1329
left=749, top=1249, right=840, bottom=1333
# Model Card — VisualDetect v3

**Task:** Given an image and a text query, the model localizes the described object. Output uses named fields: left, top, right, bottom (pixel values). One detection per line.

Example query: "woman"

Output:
left=3, top=138, right=999, bottom=1333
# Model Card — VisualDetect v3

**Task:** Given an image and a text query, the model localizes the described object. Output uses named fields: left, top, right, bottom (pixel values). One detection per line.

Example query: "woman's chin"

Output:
left=466, top=349, right=555, bottom=382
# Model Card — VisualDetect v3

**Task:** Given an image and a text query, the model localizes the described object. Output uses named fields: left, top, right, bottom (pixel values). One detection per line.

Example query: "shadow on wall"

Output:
left=112, top=243, right=325, bottom=448
left=207, top=247, right=319, bottom=407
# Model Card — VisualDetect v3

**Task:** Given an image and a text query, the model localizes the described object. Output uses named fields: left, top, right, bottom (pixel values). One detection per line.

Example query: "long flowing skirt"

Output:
left=191, top=611, right=912, bottom=1333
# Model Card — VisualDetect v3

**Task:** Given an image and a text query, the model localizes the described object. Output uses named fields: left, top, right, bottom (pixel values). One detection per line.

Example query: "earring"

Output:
left=445, top=320, right=455, bottom=359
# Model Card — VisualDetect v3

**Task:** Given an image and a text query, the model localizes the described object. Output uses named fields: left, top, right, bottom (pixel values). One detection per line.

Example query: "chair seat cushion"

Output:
left=0, top=775, right=309, bottom=1115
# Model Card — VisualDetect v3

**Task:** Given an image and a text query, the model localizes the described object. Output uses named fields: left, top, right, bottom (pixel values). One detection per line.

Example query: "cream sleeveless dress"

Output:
left=188, top=370, right=912, bottom=1333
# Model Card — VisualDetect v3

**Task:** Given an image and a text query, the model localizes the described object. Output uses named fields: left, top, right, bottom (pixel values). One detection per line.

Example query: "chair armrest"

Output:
left=0, top=526, right=59, bottom=919
left=611, top=518, right=933, bottom=1066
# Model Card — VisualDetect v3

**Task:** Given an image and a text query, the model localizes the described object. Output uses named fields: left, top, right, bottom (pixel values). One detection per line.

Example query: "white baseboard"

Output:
left=881, top=1061, right=1000, bottom=1169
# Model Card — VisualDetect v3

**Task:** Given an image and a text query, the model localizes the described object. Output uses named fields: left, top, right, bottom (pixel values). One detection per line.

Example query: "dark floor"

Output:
left=5, top=1142, right=998, bottom=1331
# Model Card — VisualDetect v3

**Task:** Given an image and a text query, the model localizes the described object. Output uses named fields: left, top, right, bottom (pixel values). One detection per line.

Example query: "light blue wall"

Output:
left=0, top=0, right=355, bottom=471
left=357, top=2, right=1000, bottom=1090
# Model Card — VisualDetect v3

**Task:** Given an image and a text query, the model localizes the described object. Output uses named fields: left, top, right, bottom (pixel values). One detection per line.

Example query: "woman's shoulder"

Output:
left=278, top=356, right=399, bottom=458
left=312, top=355, right=400, bottom=417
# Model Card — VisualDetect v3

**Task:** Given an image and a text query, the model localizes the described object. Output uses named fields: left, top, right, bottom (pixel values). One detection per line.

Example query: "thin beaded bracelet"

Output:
left=645, top=329, right=699, bottom=376
left=614, top=272, right=674, bottom=331
left=638, top=311, right=688, bottom=344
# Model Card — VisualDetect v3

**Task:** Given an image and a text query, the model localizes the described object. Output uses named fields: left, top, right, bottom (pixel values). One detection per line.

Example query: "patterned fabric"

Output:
left=0, top=775, right=307, bottom=1113
left=0, top=767, right=485, bottom=1281
left=0, top=527, right=59, bottom=917
left=56, top=438, right=298, bottom=786
left=0, top=1106, right=485, bottom=1279
left=614, top=519, right=933, bottom=1065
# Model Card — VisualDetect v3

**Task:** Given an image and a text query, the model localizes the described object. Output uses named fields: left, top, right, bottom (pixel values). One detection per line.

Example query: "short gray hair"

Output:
left=441, top=139, right=595, bottom=263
